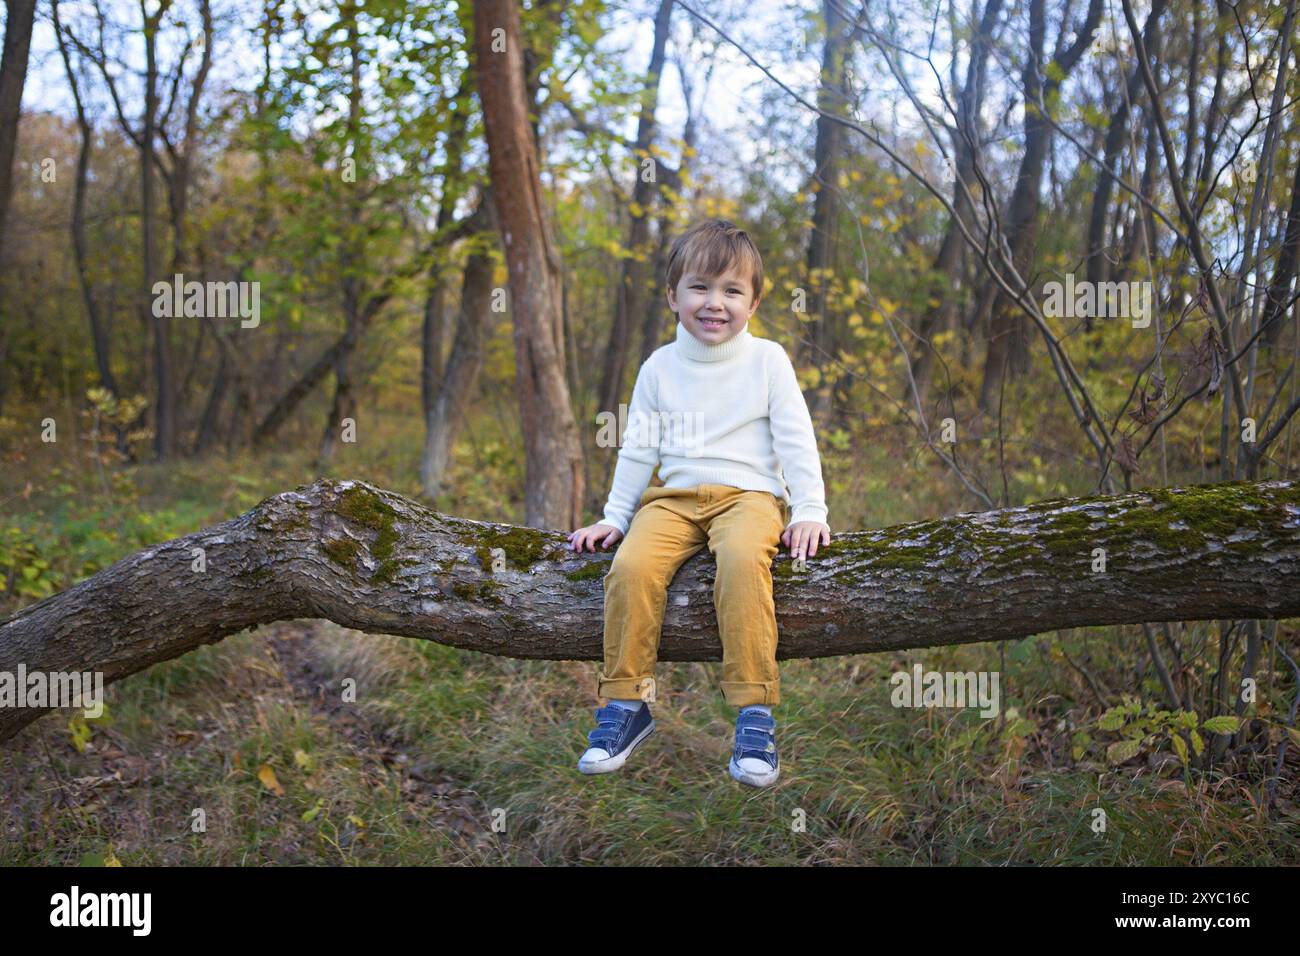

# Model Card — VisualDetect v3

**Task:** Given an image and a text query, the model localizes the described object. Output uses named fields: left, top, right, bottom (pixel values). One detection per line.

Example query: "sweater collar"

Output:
left=674, top=319, right=752, bottom=362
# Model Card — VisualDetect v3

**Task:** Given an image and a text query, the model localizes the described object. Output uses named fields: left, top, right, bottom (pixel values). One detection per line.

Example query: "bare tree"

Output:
left=52, top=0, right=118, bottom=399
left=977, top=0, right=1103, bottom=415
left=907, top=0, right=1004, bottom=400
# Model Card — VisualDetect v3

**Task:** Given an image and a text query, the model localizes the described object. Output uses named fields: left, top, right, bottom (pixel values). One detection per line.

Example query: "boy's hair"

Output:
left=665, top=219, right=764, bottom=307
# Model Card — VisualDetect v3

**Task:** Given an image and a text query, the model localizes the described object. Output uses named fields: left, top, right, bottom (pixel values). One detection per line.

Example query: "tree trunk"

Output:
left=141, top=2, right=177, bottom=459
left=798, top=0, right=853, bottom=420
left=909, top=0, right=1003, bottom=401
left=192, top=334, right=228, bottom=454
left=1, top=476, right=1297, bottom=744
left=977, top=0, right=1102, bottom=415
left=253, top=288, right=389, bottom=448
left=474, top=0, right=585, bottom=528
left=422, top=202, right=498, bottom=500
left=318, top=273, right=361, bottom=466
left=635, top=57, right=703, bottom=369
left=319, top=8, right=366, bottom=468
left=595, top=0, right=673, bottom=425
left=53, top=0, right=118, bottom=398
left=420, top=83, right=476, bottom=497
left=1261, top=151, right=1300, bottom=347
left=1082, top=0, right=1166, bottom=314
left=0, top=0, right=35, bottom=264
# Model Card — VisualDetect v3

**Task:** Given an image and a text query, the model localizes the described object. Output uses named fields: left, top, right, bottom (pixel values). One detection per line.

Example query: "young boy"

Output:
left=567, top=219, right=831, bottom=788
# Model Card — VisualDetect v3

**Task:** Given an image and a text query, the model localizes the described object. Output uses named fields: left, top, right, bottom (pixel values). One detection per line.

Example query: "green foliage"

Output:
left=1090, top=695, right=1246, bottom=767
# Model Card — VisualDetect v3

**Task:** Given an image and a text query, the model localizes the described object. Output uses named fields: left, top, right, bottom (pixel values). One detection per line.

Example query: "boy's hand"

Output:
left=567, top=523, right=624, bottom=552
left=781, top=521, right=830, bottom=559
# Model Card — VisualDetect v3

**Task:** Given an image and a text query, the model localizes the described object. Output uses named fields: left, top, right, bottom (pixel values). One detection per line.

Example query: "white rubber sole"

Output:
left=578, top=721, right=656, bottom=774
left=729, top=755, right=780, bottom=788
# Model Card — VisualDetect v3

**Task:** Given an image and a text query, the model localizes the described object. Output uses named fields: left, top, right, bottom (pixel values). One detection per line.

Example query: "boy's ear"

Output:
left=666, top=287, right=677, bottom=310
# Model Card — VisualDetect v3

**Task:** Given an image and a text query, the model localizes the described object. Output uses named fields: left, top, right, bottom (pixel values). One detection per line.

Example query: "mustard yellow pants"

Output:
left=598, top=483, right=790, bottom=708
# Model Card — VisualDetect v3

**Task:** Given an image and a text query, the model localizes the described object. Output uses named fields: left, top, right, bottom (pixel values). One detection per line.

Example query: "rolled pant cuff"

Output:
left=597, top=674, right=656, bottom=702
left=720, top=680, right=780, bottom=707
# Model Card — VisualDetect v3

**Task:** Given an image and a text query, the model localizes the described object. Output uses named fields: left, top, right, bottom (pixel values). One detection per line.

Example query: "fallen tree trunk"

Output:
left=2, top=477, right=1298, bottom=743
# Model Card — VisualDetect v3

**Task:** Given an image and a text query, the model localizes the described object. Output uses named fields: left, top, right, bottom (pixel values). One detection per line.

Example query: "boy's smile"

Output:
left=668, top=266, right=760, bottom=345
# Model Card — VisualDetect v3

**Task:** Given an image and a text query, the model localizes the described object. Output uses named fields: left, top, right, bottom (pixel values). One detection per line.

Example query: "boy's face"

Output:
left=667, top=262, right=759, bottom=346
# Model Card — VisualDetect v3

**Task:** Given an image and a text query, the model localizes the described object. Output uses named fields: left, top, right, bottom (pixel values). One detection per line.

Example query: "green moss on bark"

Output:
left=322, top=537, right=361, bottom=566
left=336, top=485, right=401, bottom=582
left=451, top=579, right=505, bottom=604
left=565, top=561, right=609, bottom=581
left=769, top=480, right=1296, bottom=588
left=457, top=525, right=553, bottom=571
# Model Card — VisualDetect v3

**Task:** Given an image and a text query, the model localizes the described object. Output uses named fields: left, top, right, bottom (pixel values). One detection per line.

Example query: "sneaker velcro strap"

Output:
left=735, top=711, right=777, bottom=764
left=588, top=706, right=629, bottom=749
left=737, top=712, right=775, bottom=732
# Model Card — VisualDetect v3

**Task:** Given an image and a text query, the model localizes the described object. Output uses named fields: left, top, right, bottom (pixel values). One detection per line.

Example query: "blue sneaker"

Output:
left=578, top=703, right=655, bottom=774
left=729, top=708, right=779, bottom=787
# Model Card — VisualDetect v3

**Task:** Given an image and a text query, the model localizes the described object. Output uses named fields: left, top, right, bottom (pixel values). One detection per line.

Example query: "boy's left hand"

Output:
left=781, top=521, right=831, bottom=559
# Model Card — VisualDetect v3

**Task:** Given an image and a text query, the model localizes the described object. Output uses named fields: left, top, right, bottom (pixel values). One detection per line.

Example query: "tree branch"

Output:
left=2, top=476, right=1298, bottom=743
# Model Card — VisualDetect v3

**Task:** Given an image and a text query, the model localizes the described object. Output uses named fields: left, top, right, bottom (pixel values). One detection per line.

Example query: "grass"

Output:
left=3, top=620, right=1296, bottom=865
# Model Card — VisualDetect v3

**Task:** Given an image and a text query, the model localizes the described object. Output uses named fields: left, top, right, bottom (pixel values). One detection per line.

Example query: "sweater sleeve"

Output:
left=768, top=346, right=830, bottom=530
left=600, top=358, right=660, bottom=534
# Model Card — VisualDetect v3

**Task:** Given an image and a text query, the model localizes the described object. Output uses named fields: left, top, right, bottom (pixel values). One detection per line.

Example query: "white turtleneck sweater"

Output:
left=599, top=320, right=829, bottom=535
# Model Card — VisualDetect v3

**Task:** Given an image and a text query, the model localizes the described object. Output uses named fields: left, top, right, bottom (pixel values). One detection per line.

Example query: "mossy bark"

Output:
left=1, top=476, right=1298, bottom=743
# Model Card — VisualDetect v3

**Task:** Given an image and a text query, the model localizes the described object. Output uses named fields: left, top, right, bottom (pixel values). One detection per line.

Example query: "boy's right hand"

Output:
left=567, top=523, right=624, bottom=552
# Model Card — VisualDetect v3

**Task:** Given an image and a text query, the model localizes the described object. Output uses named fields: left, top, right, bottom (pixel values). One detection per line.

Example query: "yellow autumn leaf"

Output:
left=257, top=763, right=285, bottom=796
